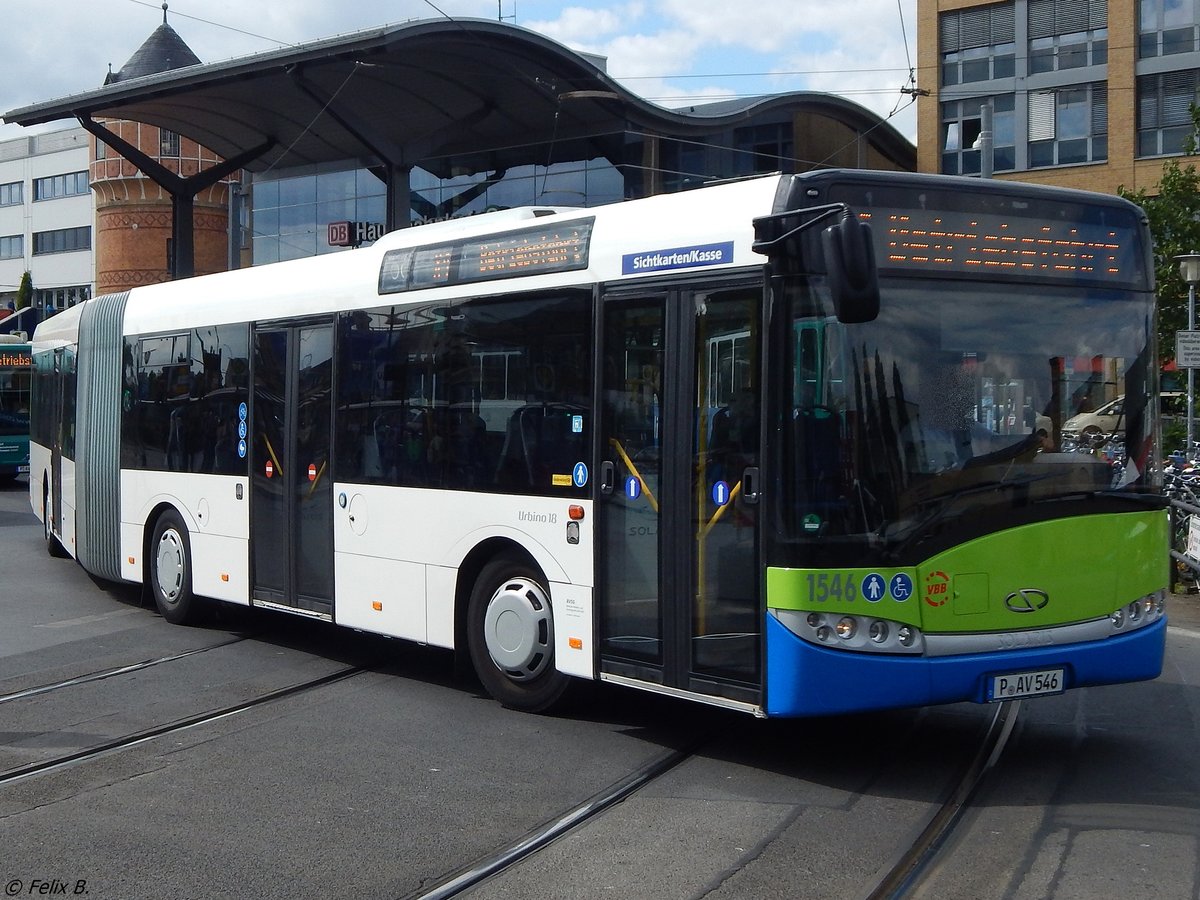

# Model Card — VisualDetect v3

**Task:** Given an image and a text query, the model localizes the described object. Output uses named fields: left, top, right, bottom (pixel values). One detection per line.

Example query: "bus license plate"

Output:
left=17, top=465, right=28, bottom=473
left=988, top=668, right=1063, bottom=701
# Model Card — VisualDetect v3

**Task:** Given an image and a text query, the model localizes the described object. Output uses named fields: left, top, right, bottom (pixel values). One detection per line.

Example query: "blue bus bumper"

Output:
left=764, top=613, right=1167, bottom=717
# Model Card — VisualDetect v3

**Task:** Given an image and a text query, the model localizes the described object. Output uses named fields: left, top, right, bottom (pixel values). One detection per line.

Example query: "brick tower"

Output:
left=90, top=4, right=234, bottom=293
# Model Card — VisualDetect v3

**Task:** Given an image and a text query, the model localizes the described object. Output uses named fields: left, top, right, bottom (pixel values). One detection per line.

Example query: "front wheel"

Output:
left=149, top=510, right=202, bottom=625
left=467, top=555, right=572, bottom=713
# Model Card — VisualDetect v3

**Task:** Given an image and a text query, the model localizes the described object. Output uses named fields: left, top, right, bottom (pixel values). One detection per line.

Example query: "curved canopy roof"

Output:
left=4, top=18, right=915, bottom=178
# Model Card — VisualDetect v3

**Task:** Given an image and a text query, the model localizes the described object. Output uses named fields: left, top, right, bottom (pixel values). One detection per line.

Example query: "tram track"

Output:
left=865, top=699, right=1022, bottom=900
left=0, top=664, right=368, bottom=789
left=410, top=733, right=713, bottom=900
left=0, top=635, right=251, bottom=705
left=408, top=700, right=1021, bottom=900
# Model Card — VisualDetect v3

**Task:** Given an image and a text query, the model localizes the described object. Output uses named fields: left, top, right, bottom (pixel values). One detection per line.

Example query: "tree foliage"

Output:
left=1118, top=108, right=1200, bottom=360
left=15, top=270, right=32, bottom=310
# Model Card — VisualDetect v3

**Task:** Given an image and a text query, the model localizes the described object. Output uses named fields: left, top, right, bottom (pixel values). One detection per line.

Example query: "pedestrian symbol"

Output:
left=573, top=462, right=588, bottom=487
left=863, top=573, right=886, bottom=602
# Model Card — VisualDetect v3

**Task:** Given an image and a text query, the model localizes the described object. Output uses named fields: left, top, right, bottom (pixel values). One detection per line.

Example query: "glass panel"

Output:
left=692, top=287, right=760, bottom=683
left=600, top=299, right=664, bottom=666
left=294, top=326, right=334, bottom=605
left=252, top=330, right=289, bottom=602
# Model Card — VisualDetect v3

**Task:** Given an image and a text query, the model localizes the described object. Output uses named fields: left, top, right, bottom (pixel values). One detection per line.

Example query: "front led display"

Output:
left=861, top=209, right=1133, bottom=283
left=827, top=182, right=1147, bottom=289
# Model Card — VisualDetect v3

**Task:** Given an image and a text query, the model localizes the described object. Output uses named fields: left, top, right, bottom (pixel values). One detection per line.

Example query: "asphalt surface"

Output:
left=1, top=476, right=1198, bottom=899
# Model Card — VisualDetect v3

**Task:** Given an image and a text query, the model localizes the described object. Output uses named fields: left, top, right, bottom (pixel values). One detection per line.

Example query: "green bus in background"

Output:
left=0, top=335, right=32, bottom=481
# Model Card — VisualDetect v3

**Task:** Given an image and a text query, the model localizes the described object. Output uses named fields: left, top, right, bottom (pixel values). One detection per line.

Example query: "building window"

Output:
left=32, top=226, right=91, bottom=255
left=1140, top=0, right=1199, bottom=57
left=1028, top=83, right=1108, bottom=167
left=1029, top=0, right=1108, bottom=72
left=940, top=3, right=1016, bottom=87
left=0, top=235, right=22, bottom=260
left=941, top=94, right=1016, bottom=174
left=732, top=122, right=794, bottom=175
left=1138, top=70, right=1199, bottom=155
left=160, top=129, right=180, bottom=157
left=0, top=182, right=22, bottom=207
left=32, top=172, right=89, bottom=201
left=95, top=140, right=107, bottom=161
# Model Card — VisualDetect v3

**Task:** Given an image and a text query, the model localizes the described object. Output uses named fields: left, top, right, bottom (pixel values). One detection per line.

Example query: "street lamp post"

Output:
left=1177, top=253, right=1200, bottom=452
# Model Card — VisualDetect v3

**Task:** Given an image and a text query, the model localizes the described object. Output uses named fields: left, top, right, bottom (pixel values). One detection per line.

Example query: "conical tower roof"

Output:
left=104, top=4, right=200, bottom=84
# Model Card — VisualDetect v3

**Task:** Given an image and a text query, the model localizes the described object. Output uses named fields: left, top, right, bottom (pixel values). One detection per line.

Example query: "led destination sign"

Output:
left=825, top=182, right=1146, bottom=289
left=859, top=208, right=1139, bottom=285
left=379, top=218, right=594, bottom=295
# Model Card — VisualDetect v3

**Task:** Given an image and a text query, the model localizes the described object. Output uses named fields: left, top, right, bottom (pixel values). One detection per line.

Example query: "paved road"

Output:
left=0, top=476, right=1197, bottom=899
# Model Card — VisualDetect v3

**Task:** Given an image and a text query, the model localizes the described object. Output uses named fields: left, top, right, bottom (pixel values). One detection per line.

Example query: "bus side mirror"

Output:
left=822, top=212, right=879, bottom=324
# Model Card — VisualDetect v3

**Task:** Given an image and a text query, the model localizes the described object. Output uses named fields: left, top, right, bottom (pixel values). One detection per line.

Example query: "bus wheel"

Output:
left=467, top=556, right=572, bottom=713
left=42, top=489, right=68, bottom=558
left=150, top=510, right=200, bottom=625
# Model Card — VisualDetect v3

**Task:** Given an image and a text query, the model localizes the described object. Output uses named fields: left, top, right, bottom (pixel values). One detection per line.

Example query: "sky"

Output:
left=0, top=0, right=920, bottom=144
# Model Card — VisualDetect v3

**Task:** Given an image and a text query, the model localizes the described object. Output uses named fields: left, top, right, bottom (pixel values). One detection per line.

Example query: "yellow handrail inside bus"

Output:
left=263, top=435, right=283, bottom=478
left=308, top=460, right=327, bottom=497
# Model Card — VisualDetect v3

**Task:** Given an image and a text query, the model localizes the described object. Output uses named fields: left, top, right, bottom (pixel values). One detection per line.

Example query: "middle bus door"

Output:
left=250, top=321, right=335, bottom=617
left=597, top=283, right=763, bottom=709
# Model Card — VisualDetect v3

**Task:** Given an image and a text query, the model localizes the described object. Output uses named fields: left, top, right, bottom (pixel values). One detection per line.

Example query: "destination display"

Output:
left=379, top=218, right=594, bottom=294
left=828, top=183, right=1146, bottom=288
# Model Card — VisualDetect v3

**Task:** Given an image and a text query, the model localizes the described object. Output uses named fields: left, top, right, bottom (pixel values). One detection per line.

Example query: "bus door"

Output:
left=250, top=321, right=335, bottom=616
left=597, top=282, right=763, bottom=709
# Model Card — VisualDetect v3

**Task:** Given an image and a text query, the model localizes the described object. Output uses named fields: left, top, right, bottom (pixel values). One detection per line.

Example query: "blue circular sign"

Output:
left=238, top=401, right=248, bottom=421
left=863, top=573, right=886, bottom=602
left=890, top=573, right=913, bottom=602
left=237, top=439, right=247, bottom=459
left=625, top=476, right=642, bottom=500
left=573, top=462, right=588, bottom=487
left=712, top=480, right=731, bottom=506
left=238, top=421, right=248, bottom=440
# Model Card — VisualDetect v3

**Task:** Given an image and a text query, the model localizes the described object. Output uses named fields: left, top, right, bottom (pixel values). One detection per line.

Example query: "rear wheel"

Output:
left=150, top=509, right=202, bottom=625
left=467, top=555, right=572, bottom=712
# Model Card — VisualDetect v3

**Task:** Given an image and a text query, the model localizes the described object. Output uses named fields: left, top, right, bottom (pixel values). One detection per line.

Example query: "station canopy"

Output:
left=3, top=17, right=915, bottom=180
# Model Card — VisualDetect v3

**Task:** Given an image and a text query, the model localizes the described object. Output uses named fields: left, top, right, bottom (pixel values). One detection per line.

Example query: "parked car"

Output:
left=1063, top=395, right=1123, bottom=438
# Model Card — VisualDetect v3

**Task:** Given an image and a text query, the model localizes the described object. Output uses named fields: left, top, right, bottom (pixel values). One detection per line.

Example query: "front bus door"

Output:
left=251, top=321, right=335, bottom=616
left=598, top=281, right=764, bottom=710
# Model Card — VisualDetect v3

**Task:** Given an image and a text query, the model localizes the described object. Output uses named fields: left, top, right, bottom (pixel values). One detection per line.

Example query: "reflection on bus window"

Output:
left=335, top=290, right=593, bottom=495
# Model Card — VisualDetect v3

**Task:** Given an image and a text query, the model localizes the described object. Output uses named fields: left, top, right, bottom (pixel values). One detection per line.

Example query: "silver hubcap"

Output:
left=155, top=529, right=185, bottom=604
left=482, top=577, right=553, bottom=681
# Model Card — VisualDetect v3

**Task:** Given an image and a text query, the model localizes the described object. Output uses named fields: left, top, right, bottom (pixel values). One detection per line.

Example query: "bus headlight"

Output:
left=1108, top=590, right=1165, bottom=634
left=773, top=610, right=923, bottom=654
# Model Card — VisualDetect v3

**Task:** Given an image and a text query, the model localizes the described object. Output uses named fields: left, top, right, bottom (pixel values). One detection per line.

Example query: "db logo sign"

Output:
left=924, top=570, right=950, bottom=607
left=328, top=221, right=351, bottom=246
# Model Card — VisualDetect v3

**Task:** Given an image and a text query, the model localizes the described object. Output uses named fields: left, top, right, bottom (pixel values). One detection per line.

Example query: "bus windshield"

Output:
left=778, top=274, right=1155, bottom=565
left=0, top=352, right=31, bottom=437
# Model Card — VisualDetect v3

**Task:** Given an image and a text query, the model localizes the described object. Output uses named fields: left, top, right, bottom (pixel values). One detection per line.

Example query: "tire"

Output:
left=43, top=488, right=68, bottom=558
left=149, top=509, right=202, bottom=625
left=466, top=555, right=572, bottom=713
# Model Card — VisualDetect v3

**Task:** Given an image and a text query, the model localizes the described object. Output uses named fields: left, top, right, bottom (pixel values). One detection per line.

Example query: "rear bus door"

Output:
left=250, top=321, right=335, bottom=616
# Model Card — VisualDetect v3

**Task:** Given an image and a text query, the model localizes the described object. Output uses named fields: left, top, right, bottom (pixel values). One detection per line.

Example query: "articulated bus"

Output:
left=0, top=335, right=31, bottom=481
left=29, top=170, right=1167, bottom=716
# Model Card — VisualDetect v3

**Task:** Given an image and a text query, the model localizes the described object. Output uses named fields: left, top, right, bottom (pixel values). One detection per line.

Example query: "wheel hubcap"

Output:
left=156, top=530, right=185, bottom=604
left=483, top=577, right=553, bottom=681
